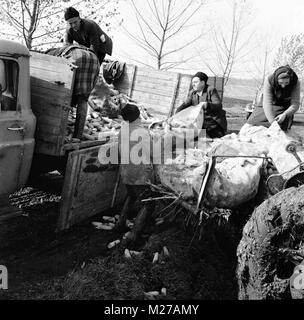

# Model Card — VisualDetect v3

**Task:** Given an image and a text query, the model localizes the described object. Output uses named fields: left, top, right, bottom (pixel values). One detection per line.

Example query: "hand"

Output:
left=275, top=112, right=287, bottom=124
left=100, top=34, right=106, bottom=42
left=201, top=102, right=208, bottom=110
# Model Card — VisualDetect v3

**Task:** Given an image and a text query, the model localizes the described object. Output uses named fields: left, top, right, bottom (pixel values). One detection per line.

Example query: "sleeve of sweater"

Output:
left=284, top=80, right=300, bottom=117
left=64, top=28, right=74, bottom=44
left=205, top=87, right=223, bottom=115
left=175, top=93, right=193, bottom=114
left=88, top=22, right=104, bottom=53
left=262, top=79, right=276, bottom=123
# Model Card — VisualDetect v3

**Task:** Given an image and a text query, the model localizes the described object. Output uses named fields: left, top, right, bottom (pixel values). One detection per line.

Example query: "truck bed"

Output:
left=30, top=52, right=106, bottom=157
left=30, top=53, right=224, bottom=157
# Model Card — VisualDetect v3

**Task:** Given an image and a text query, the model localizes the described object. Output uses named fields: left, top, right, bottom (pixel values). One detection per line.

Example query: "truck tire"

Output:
left=237, top=185, right=304, bottom=300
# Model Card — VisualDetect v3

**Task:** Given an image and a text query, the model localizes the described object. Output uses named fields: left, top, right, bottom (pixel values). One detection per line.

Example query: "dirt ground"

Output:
left=1, top=100, right=303, bottom=300
left=0, top=169, right=244, bottom=300
left=0, top=188, right=241, bottom=300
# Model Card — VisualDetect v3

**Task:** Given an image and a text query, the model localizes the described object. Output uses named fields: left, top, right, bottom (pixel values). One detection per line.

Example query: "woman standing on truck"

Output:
left=241, top=65, right=300, bottom=132
left=176, top=72, right=227, bottom=138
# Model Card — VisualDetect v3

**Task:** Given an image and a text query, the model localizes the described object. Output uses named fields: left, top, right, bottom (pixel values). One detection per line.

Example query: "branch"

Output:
left=161, top=33, right=203, bottom=58
left=0, top=4, right=24, bottom=30
left=130, top=0, right=161, bottom=41
left=32, top=26, right=66, bottom=40
left=122, top=26, right=159, bottom=58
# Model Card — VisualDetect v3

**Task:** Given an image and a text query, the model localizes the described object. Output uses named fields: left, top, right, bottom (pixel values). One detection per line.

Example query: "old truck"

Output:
left=0, top=39, right=224, bottom=231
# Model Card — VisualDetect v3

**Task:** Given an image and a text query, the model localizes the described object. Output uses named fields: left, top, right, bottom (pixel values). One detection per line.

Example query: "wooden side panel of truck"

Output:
left=29, top=52, right=123, bottom=231
left=115, top=64, right=224, bottom=118
left=30, top=52, right=75, bottom=156
left=29, top=55, right=224, bottom=230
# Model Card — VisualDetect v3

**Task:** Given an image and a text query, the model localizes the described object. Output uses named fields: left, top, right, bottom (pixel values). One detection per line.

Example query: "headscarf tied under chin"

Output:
left=268, top=65, right=298, bottom=103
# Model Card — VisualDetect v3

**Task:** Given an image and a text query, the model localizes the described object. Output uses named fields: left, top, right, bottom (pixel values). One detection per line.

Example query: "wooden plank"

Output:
left=33, top=114, right=63, bottom=127
left=131, top=81, right=176, bottom=96
left=115, top=64, right=225, bottom=118
left=145, top=104, right=169, bottom=117
left=34, top=140, right=60, bottom=156
left=31, top=86, right=71, bottom=100
left=118, top=78, right=176, bottom=93
left=30, top=68, right=74, bottom=88
left=36, top=123, right=61, bottom=136
left=131, top=90, right=173, bottom=104
left=135, top=68, right=177, bottom=81
left=128, top=65, right=137, bottom=98
left=30, top=51, right=75, bottom=157
left=31, top=51, right=69, bottom=63
left=31, top=76, right=72, bottom=94
left=57, top=144, right=126, bottom=231
left=168, top=73, right=181, bottom=117
left=56, top=150, right=80, bottom=231
left=63, top=139, right=108, bottom=151
left=35, top=133, right=61, bottom=144
left=31, top=102, right=70, bottom=117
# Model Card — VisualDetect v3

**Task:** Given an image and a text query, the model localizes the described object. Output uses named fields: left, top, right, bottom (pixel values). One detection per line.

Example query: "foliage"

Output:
left=0, top=0, right=121, bottom=50
left=273, top=33, right=304, bottom=75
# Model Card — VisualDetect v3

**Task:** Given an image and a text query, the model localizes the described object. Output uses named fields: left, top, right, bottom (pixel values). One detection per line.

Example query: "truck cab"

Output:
left=0, top=39, right=125, bottom=230
left=0, top=40, right=36, bottom=195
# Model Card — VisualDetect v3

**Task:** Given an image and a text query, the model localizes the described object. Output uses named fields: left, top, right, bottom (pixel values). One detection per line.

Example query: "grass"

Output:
left=9, top=223, right=239, bottom=300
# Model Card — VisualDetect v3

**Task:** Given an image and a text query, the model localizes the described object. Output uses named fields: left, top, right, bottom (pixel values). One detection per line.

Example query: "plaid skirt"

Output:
left=63, top=45, right=100, bottom=98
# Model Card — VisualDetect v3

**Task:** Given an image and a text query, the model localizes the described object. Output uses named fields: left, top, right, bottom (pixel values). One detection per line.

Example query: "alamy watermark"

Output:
left=0, top=265, right=8, bottom=290
left=98, top=123, right=208, bottom=165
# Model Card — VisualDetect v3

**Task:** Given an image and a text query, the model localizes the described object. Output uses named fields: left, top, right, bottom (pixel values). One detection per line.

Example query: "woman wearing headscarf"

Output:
left=175, top=71, right=227, bottom=138
left=243, top=65, right=300, bottom=131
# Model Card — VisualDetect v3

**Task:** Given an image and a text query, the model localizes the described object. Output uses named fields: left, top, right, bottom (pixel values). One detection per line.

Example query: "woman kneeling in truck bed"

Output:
left=46, top=44, right=100, bottom=139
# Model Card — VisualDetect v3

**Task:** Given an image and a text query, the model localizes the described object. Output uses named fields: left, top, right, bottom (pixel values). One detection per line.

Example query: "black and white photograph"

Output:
left=1, top=0, right=304, bottom=305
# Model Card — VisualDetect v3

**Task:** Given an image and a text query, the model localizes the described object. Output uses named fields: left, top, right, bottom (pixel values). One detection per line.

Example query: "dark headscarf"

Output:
left=121, top=103, right=140, bottom=122
left=193, top=72, right=208, bottom=83
left=64, top=7, right=80, bottom=21
left=268, top=65, right=298, bottom=104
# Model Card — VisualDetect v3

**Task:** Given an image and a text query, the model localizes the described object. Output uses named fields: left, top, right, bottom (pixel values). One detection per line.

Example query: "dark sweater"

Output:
left=176, top=85, right=227, bottom=134
left=65, top=18, right=113, bottom=63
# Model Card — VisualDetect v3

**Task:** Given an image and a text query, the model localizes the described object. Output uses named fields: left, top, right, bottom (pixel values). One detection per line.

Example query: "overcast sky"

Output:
left=110, top=0, right=304, bottom=79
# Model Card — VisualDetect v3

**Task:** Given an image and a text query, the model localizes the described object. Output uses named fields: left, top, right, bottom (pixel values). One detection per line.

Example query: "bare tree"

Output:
left=274, top=33, right=304, bottom=111
left=0, top=0, right=121, bottom=50
left=248, top=36, right=275, bottom=103
left=273, top=33, right=304, bottom=75
left=123, top=0, right=205, bottom=70
left=201, top=0, right=253, bottom=86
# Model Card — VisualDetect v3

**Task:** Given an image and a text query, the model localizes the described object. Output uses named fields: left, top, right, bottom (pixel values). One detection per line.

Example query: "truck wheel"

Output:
left=237, top=185, right=304, bottom=300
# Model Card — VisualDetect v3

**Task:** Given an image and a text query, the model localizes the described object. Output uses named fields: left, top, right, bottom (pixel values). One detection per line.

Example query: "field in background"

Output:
left=223, top=97, right=249, bottom=133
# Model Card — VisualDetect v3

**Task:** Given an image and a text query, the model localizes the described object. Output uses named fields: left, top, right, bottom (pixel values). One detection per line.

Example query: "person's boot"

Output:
left=115, top=196, right=131, bottom=232
left=124, top=205, right=149, bottom=244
